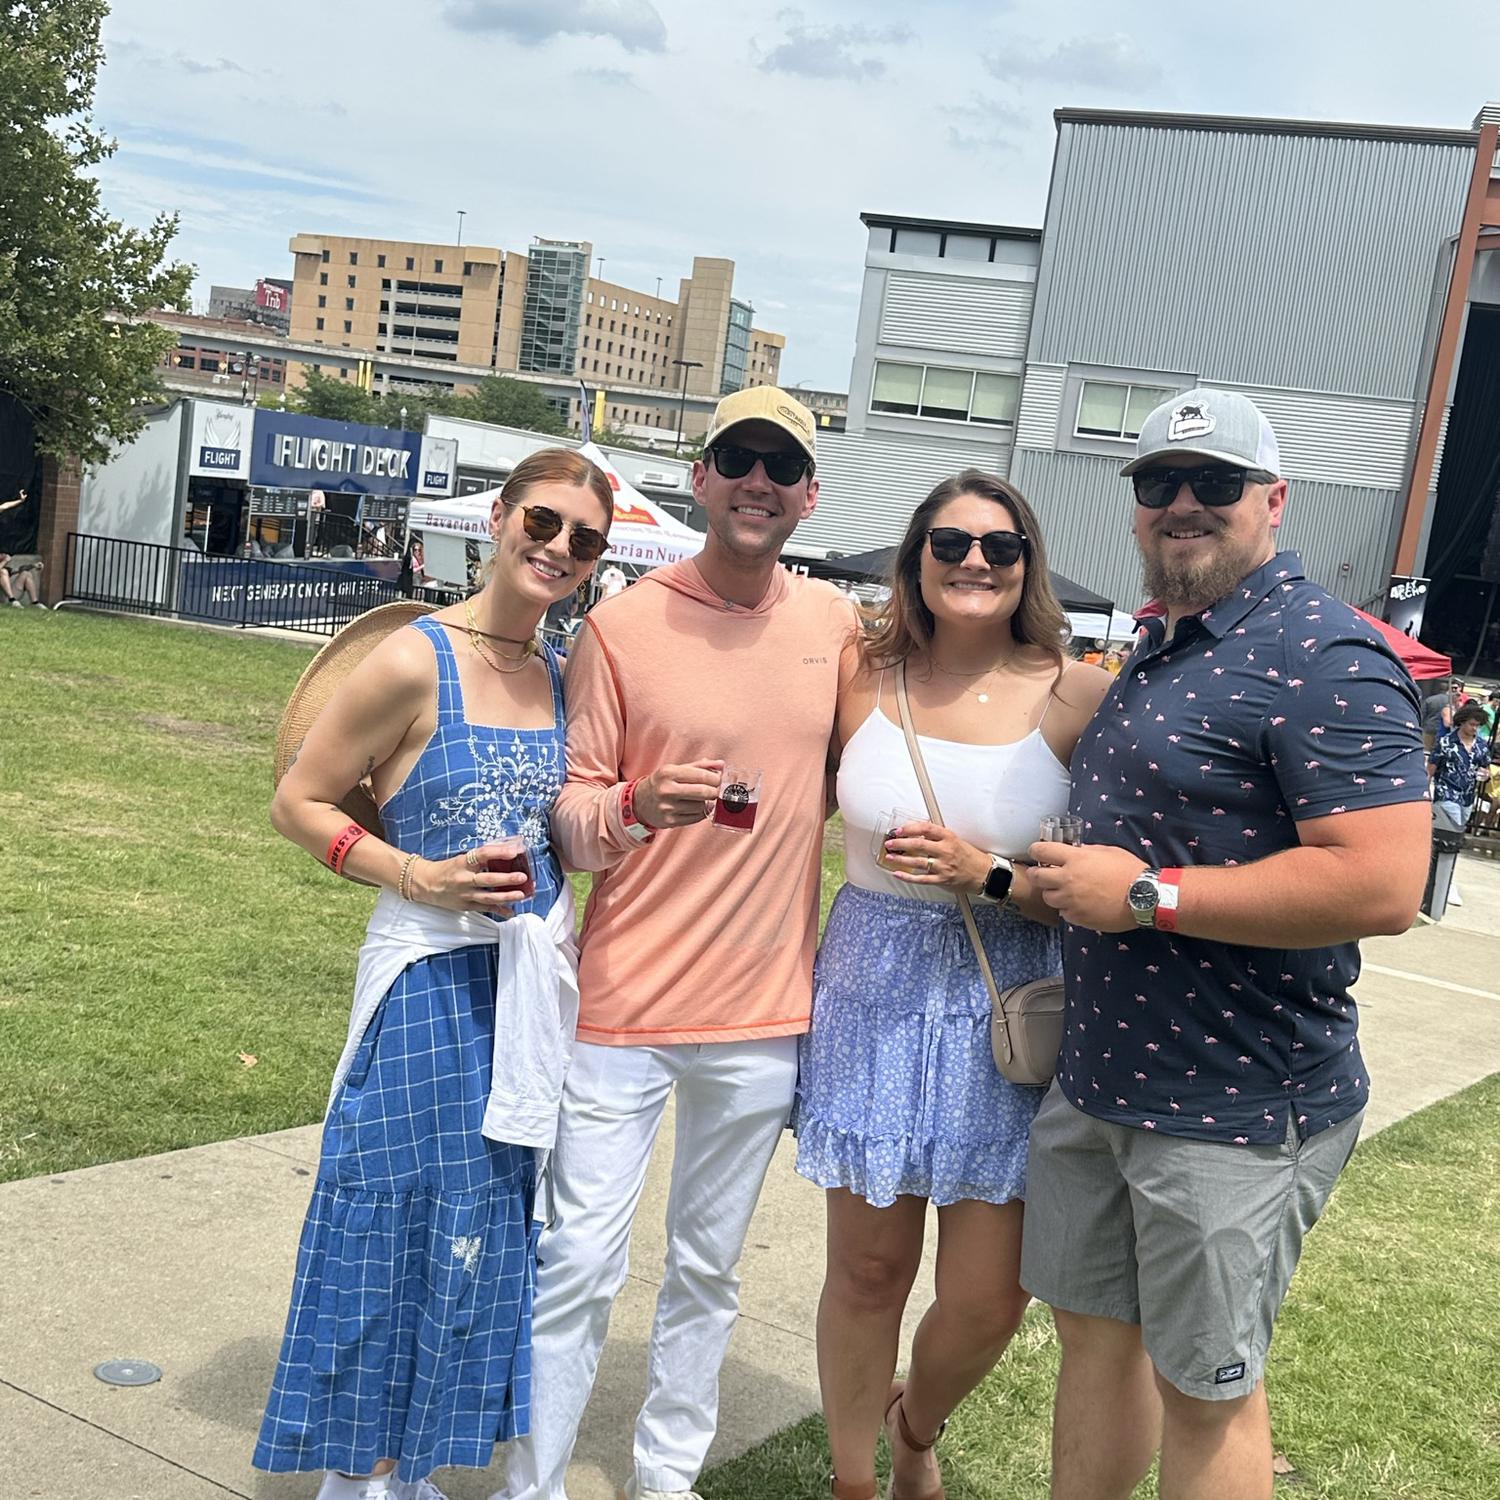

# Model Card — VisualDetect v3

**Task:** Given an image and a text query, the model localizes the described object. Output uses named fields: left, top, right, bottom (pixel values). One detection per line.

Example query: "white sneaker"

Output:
left=391, top=1480, right=449, bottom=1500
left=1448, top=884, right=1463, bottom=907
left=315, top=1473, right=396, bottom=1500
left=390, top=1476, right=447, bottom=1500
left=7, top=599, right=19, bottom=608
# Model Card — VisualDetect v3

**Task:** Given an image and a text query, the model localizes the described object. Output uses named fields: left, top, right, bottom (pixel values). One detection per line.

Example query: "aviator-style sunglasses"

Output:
left=1132, top=464, right=1277, bottom=510
left=926, top=526, right=1029, bottom=568
left=518, top=503, right=610, bottom=562
left=708, top=444, right=814, bottom=487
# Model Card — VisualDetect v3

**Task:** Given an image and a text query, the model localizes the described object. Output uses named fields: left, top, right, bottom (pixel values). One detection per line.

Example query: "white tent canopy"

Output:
left=407, top=442, right=704, bottom=588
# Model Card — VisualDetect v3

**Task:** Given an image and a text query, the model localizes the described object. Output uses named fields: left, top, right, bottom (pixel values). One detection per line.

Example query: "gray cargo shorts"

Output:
left=1020, top=1082, right=1362, bottom=1400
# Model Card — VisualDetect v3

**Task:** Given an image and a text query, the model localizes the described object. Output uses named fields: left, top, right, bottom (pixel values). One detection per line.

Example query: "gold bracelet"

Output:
left=397, top=852, right=419, bottom=902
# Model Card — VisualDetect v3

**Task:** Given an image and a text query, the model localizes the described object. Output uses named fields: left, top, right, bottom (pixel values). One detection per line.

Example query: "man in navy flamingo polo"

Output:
left=1022, top=389, right=1430, bottom=1500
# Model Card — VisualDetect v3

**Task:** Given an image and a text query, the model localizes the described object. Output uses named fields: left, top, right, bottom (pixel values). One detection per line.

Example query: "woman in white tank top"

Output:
left=795, top=471, right=1111, bottom=1500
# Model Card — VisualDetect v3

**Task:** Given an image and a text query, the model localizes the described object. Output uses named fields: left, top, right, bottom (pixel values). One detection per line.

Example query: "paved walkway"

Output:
left=4, top=856, right=1500, bottom=1499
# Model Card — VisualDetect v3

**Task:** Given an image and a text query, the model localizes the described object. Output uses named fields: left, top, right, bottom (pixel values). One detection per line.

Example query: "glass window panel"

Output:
left=1124, top=385, right=1173, bottom=438
left=1077, top=381, right=1127, bottom=436
left=971, top=373, right=1019, bottom=425
left=871, top=361, right=922, bottom=414
left=893, top=229, right=942, bottom=256
left=919, top=366, right=973, bottom=420
left=944, top=234, right=991, bottom=262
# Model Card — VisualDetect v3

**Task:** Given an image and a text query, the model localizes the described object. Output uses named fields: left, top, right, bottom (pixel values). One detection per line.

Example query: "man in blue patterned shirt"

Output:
left=1020, top=389, right=1430, bottom=1500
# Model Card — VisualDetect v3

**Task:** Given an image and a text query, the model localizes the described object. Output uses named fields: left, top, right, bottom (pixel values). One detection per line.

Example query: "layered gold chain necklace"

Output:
left=931, top=654, right=1016, bottom=705
left=464, top=599, right=537, bottom=676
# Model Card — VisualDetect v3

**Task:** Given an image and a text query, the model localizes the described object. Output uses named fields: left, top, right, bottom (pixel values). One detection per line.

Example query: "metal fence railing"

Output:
left=63, top=533, right=402, bottom=636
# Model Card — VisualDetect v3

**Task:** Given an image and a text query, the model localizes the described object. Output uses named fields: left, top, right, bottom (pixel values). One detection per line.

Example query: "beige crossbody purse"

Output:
left=894, top=663, right=1065, bottom=1088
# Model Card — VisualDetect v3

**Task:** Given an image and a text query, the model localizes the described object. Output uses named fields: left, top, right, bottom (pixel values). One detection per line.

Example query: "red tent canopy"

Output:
left=1354, top=609, right=1452, bottom=681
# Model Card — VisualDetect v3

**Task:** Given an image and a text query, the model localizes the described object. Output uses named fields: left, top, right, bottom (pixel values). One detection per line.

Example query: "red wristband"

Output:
left=327, top=822, right=368, bottom=875
left=1154, top=867, right=1182, bottom=932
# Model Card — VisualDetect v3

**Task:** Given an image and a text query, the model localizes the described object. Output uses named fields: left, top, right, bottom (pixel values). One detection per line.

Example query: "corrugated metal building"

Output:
left=802, top=106, right=1500, bottom=646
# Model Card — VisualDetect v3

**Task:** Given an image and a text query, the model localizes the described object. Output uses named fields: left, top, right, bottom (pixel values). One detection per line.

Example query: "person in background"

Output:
left=254, top=449, right=613, bottom=1500
left=595, top=560, right=628, bottom=602
left=796, top=470, right=1109, bottom=1500
left=1420, top=676, right=1457, bottom=752
left=1430, top=700, right=1491, bottom=831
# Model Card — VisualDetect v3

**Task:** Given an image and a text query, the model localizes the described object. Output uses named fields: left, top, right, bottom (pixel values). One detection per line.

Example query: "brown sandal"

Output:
left=882, top=1382, right=946, bottom=1500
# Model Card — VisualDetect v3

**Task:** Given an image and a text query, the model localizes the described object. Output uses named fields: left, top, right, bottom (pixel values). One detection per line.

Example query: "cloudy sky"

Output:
left=96, top=0, right=1499, bottom=390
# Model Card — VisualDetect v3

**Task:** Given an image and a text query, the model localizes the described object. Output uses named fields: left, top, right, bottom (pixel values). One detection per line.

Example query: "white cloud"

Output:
left=757, top=15, right=912, bottom=80
left=983, top=33, right=1162, bottom=91
left=442, top=0, right=667, bottom=52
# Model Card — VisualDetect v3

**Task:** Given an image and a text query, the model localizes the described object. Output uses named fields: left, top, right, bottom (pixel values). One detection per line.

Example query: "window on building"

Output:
left=464, top=261, right=473, bottom=275
left=343, top=320, right=352, bottom=333
left=349, top=252, right=358, bottom=265
left=321, top=249, right=330, bottom=263
left=319, top=272, right=328, bottom=286
left=871, top=361, right=1020, bottom=427
left=199, top=356, right=219, bottom=372
left=611, top=298, right=618, bottom=310
left=317, top=295, right=326, bottom=308
left=315, top=317, right=325, bottom=331
left=434, top=259, right=443, bottom=273
left=405, top=256, right=415, bottom=271
left=592, top=359, right=599, bottom=372
left=377, top=253, right=386, bottom=268
left=340, top=366, right=349, bottom=376
left=1075, top=381, right=1174, bottom=440
left=345, top=297, right=354, bottom=310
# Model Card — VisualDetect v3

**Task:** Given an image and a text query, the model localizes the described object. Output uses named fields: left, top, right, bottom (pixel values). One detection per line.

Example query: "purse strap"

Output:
left=894, top=662, right=1004, bottom=1014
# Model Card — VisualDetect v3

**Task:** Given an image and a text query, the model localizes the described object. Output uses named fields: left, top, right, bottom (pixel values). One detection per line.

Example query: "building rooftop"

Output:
left=1054, top=106, right=1479, bottom=149
left=860, top=211, right=1041, bottom=242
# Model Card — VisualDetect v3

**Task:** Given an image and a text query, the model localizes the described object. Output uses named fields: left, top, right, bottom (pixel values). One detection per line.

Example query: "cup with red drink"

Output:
left=486, top=835, right=535, bottom=901
left=711, top=767, right=762, bottom=833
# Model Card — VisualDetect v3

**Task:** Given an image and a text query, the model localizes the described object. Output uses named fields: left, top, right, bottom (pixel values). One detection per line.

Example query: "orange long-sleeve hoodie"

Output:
left=552, top=559, right=857, bottom=1046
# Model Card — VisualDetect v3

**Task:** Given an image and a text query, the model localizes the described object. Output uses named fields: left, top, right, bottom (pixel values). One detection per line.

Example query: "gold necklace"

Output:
left=931, top=655, right=1015, bottom=705
left=469, top=631, right=533, bottom=676
left=465, top=599, right=536, bottom=662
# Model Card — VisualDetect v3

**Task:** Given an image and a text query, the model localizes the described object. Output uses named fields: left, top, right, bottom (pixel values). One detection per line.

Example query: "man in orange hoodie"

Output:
left=495, top=388, right=857, bottom=1500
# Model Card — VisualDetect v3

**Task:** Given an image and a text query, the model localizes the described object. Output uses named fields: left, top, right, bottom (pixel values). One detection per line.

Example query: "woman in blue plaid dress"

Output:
left=255, top=451, right=614, bottom=1500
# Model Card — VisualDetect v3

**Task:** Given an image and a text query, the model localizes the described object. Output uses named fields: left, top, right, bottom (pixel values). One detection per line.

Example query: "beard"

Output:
left=1139, top=526, right=1265, bottom=611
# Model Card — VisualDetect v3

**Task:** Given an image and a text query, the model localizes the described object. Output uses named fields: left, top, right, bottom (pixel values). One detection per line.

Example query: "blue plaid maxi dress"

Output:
left=254, top=615, right=566, bottom=1484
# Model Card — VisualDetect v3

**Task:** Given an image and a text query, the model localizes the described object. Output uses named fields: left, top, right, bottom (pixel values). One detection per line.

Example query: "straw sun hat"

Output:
left=273, top=600, right=436, bottom=840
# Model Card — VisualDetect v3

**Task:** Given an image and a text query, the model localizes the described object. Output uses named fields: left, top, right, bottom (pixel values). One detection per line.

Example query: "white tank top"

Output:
left=839, top=674, right=1073, bottom=904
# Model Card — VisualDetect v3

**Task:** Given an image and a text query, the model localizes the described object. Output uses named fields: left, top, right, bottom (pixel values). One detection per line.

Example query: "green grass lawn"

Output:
left=0, top=608, right=848, bottom=1183
left=701, top=1074, right=1500, bottom=1500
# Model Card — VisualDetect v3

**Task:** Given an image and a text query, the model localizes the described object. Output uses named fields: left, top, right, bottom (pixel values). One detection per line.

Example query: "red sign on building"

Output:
left=256, top=279, right=288, bottom=313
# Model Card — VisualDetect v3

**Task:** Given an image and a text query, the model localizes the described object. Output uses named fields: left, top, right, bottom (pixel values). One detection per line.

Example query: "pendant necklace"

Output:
left=932, top=655, right=1013, bottom=705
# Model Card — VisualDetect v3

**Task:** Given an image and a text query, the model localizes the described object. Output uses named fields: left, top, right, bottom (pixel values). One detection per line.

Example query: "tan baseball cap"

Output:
left=704, top=386, right=817, bottom=463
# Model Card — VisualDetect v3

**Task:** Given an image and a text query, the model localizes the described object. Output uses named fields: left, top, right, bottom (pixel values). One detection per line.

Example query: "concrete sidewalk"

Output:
left=4, top=856, right=1500, bottom=1500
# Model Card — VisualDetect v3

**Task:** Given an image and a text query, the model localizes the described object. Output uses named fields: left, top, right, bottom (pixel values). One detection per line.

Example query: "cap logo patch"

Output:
left=1167, top=402, right=1215, bottom=442
left=776, top=402, right=811, bottom=435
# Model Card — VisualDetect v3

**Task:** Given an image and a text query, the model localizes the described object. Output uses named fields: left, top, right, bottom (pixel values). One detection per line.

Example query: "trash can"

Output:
left=1421, top=802, right=1466, bottom=920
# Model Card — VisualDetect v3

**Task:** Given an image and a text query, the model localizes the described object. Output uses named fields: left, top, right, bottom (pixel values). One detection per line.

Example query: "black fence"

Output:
left=63, top=533, right=402, bottom=636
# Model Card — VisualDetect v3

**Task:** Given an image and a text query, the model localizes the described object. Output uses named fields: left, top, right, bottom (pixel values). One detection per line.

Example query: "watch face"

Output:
left=1126, top=876, right=1158, bottom=913
left=983, top=859, right=1014, bottom=901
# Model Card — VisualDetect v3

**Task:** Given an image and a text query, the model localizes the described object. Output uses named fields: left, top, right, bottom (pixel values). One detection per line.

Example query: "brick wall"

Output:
left=36, top=453, right=81, bottom=606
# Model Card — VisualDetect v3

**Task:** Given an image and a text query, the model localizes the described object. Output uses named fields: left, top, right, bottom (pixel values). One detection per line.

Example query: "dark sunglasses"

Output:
left=708, top=444, right=814, bottom=487
left=926, top=527, right=1029, bottom=568
left=1132, top=464, right=1277, bottom=509
left=518, top=503, right=609, bottom=562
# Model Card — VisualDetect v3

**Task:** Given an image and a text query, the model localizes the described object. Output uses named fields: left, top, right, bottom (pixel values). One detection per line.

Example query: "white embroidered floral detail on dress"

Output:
left=450, top=1234, right=483, bottom=1275
left=428, top=729, right=564, bottom=855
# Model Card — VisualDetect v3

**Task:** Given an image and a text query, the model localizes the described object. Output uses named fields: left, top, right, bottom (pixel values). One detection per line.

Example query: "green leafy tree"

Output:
left=284, top=368, right=379, bottom=424
left=372, top=384, right=457, bottom=432
left=0, top=0, right=193, bottom=461
left=466, top=376, right=566, bottom=436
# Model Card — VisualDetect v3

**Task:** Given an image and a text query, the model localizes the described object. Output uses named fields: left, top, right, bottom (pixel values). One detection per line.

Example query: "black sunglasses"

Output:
left=926, top=527, right=1029, bottom=568
left=518, top=503, right=609, bottom=562
left=708, top=444, right=814, bottom=487
left=1132, top=464, right=1277, bottom=510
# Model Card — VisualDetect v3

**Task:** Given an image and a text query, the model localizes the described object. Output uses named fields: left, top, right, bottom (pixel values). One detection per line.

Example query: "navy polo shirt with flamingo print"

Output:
left=1060, top=551, right=1427, bottom=1145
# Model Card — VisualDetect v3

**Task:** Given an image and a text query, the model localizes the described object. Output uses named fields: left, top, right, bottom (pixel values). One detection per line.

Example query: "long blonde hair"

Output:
left=863, top=469, right=1070, bottom=669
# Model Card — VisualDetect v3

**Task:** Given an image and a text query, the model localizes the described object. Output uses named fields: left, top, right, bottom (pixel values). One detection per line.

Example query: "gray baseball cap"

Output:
left=1120, top=388, right=1281, bottom=477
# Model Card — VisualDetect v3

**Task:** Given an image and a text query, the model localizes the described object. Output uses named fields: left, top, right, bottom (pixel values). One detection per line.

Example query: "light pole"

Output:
left=399, top=405, right=408, bottom=432
left=456, top=210, right=466, bottom=246
left=672, top=358, right=703, bottom=456
left=594, top=255, right=606, bottom=280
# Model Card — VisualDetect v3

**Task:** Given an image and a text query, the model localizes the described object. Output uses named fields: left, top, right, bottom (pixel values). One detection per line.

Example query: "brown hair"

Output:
left=499, top=447, right=614, bottom=524
left=863, top=469, right=1070, bottom=670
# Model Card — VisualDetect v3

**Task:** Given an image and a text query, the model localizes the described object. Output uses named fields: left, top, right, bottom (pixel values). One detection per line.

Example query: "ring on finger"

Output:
left=465, top=848, right=481, bottom=871
left=926, top=856, right=935, bottom=874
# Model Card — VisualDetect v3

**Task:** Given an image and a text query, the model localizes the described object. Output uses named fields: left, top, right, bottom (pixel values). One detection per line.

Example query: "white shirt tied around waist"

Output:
left=330, top=883, right=580, bottom=1152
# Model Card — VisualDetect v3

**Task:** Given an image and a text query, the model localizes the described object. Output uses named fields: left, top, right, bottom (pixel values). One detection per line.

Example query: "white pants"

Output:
left=496, top=1036, right=799, bottom=1499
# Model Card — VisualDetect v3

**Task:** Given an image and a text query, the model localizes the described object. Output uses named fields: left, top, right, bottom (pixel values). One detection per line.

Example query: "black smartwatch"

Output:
left=976, top=852, right=1014, bottom=905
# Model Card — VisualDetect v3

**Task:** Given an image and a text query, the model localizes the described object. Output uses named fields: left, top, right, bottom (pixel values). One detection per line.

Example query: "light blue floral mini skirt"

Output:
left=795, top=883, right=1059, bottom=1209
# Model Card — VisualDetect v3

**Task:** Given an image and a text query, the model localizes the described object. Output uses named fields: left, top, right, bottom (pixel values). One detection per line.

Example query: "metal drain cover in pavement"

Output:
left=94, top=1360, right=162, bottom=1387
